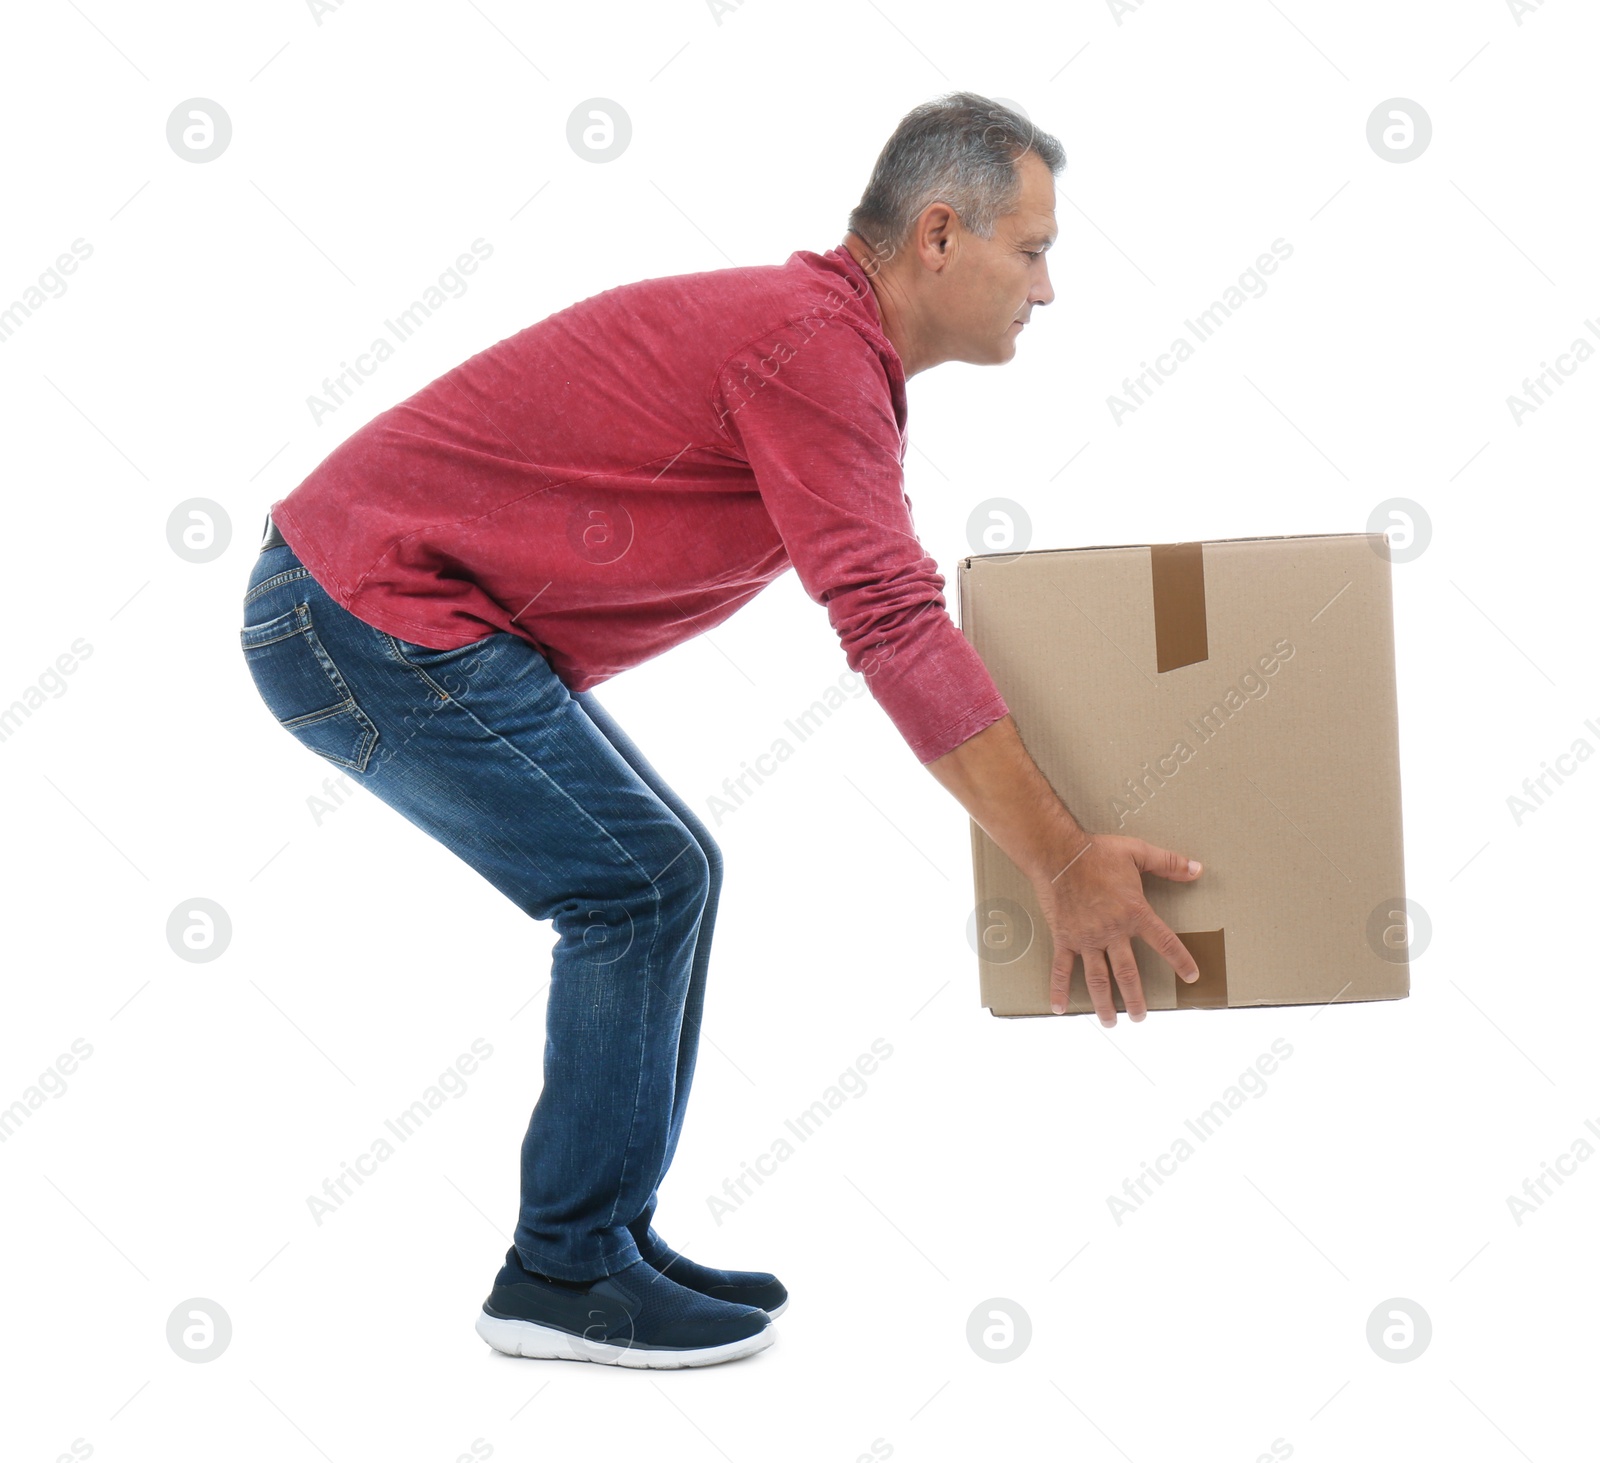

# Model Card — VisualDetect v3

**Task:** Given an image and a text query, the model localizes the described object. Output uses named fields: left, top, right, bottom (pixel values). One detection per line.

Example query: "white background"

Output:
left=2, top=2, right=1595, bottom=1460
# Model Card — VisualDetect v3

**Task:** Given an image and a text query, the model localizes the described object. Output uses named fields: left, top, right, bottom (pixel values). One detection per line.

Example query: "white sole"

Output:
left=765, top=1298, right=788, bottom=1320
left=475, top=1311, right=774, bottom=1369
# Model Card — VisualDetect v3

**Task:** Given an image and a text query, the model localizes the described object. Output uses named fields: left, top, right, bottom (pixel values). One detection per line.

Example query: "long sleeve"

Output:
left=714, top=318, right=1010, bottom=763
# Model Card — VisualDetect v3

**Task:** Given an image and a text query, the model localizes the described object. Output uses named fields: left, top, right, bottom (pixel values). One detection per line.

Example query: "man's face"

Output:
left=941, top=150, right=1057, bottom=365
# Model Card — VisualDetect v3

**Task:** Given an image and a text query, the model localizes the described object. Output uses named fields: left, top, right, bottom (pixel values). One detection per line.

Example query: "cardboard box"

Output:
left=956, top=532, right=1409, bottom=1018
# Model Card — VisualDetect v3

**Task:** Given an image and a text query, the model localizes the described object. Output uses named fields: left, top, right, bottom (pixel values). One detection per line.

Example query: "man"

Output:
left=239, top=91, right=1204, bottom=1370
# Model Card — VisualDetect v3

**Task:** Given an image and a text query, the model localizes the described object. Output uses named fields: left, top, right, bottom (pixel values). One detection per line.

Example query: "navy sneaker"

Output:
left=629, top=1220, right=789, bottom=1318
left=474, top=1246, right=773, bottom=1369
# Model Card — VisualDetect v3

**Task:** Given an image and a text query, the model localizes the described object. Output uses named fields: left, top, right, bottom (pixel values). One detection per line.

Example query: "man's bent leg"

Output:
left=239, top=554, right=707, bottom=1281
left=357, top=654, right=712, bottom=1280
left=573, top=689, right=723, bottom=1244
left=512, top=759, right=712, bottom=1278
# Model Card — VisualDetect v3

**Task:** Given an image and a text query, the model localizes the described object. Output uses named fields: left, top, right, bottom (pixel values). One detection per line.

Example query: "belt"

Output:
left=260, top=512, right=289, bottom=553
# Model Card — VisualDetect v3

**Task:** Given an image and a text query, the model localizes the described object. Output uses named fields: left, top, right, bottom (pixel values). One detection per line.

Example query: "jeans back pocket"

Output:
left=240, top=603, right=380, bottom=772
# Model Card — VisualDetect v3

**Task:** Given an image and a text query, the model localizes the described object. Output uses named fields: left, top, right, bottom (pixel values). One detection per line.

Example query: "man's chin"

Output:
left=952, top=336, right=1020, bottom=366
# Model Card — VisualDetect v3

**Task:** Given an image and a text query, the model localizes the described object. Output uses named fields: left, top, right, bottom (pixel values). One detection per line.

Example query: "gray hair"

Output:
left=846, top=92, right=1066, bottom=260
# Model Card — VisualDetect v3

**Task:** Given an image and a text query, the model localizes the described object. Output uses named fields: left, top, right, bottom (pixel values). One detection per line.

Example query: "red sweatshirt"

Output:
left=270, top=243, right=1010, bottom=764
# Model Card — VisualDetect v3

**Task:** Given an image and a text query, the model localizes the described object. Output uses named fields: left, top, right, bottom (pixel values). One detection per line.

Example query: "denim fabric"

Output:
left=239, top=535, right=721, bottom=1281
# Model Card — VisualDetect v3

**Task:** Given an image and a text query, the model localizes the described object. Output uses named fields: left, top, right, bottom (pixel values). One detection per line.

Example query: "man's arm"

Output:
left=714, top=323, right=1009, bottom=764
left=927, top=715, right=1204, bottom=1025
left=925, top=714, right=1089, bottom=876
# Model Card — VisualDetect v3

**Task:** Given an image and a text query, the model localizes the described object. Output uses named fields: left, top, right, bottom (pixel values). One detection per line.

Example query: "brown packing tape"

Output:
left=1173, top=928, right=1229, bottom=1008
left=1060, top=928, right=1229, bottom=1014
left=1149, top=542, right=1209, bottom=672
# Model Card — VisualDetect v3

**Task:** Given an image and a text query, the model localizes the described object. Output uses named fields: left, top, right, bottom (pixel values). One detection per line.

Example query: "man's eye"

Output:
left=1024, top=249, right=1044, bottom=260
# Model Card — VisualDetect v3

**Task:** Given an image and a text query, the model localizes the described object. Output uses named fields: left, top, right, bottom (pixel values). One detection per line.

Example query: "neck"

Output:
left=840, top=232, right=933, bottom=378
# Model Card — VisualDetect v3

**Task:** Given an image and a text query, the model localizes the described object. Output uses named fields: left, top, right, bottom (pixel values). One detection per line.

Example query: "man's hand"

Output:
left=924, top=716, right=1205, bottom=1026
left=1031, top=833, right=1203, bottom=1025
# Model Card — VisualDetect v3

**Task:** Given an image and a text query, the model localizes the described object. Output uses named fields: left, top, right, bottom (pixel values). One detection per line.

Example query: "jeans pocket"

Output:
left=383, top=630, right=498, bottom=701
left=241, top=602, right=380, bottom=772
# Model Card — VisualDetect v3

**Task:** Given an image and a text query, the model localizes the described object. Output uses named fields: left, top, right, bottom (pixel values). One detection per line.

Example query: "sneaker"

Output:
left=630, top=1222, right=789, bottom=1318
left=474, top=1246, right=774, bottom=1369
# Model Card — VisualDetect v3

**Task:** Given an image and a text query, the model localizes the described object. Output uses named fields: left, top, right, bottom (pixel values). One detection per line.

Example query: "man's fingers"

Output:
left=1050, top=944, right=1080, bottom=1015
left=1134, top=840, right=1203, bottom=882
left=1082, top=946, right=1117, bottom=1027
left=1142, top=912, right=1200, bottom=983
left=1107, top=937, right=1146, bottom=1022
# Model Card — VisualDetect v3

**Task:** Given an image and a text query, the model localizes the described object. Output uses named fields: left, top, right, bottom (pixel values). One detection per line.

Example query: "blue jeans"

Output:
left=239, top=536, right=721, bottom=1280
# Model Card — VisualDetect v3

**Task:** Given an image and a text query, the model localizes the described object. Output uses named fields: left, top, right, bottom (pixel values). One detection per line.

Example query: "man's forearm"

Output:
left=925, top=715, right=1089, bottom=880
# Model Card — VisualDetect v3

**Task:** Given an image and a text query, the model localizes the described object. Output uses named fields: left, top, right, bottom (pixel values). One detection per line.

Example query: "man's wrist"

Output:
left=1025, top=812, right=1092, bottom=884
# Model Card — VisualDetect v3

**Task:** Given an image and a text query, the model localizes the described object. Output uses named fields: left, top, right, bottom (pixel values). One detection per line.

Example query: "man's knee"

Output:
left=697, top=829, right=723, bottom=894
left=655, top=828, right=713, bottom=909
left=668, top=804, right=723, bottom=895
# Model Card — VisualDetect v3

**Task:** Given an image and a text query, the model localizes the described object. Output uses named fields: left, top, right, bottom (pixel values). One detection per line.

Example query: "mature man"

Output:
left=239, top=91, right=1203, bottom=1370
